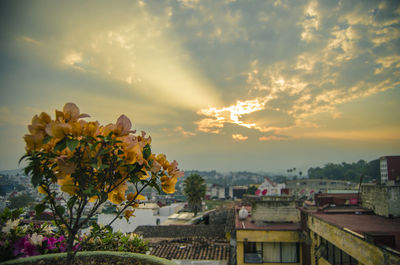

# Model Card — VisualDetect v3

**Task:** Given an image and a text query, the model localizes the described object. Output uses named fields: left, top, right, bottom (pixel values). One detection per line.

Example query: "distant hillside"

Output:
left=0, top=168, right=24, bottom=176
left=182, top=170, right=270, bottom=186
left=307, top=159, right=380, bottom=183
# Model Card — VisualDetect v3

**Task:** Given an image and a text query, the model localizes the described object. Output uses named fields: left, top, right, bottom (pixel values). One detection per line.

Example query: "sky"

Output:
left=0, top=0, right=399, bottom=174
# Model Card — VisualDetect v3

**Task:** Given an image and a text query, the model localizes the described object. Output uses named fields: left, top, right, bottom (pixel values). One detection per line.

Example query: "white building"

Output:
left=255, top=177, right=285, bottom=196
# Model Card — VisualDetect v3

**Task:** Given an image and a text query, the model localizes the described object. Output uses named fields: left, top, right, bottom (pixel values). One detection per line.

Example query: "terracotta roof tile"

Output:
left=149, top=237, right=230, bottom=260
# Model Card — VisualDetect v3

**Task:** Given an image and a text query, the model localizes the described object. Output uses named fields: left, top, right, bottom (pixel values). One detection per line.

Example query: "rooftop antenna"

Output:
left=357, top=174, right=364, bottom=204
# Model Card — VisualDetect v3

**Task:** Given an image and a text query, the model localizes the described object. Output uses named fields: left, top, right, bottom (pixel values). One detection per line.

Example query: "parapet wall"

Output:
left=361, top=184, right=400, bottom=218
left=251, top=200, right=301, bottom=223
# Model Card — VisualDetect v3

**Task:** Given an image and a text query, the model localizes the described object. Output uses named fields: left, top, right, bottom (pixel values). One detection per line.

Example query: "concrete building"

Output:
left=300, top=192, right=400, bottom=265
left=300, top=185, right=400, bottom=265
left=232, top=186, right=247, bottom=199
left=235, top=187, right=400, bottom=265
left=361, top=184, right=400, bottom=218
left=286, top=179, right=356, bottom=198
left=255, top=177, right=285, bottom=196
left=380, top=156, right=400, bottom=184
left=235, top=195, right=302, bottom=265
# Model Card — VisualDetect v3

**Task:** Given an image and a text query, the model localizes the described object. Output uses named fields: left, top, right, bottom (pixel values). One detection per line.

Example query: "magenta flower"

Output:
left=44, top=237, right=58, bottom=250
left=13, top=236, right=39, bottom=257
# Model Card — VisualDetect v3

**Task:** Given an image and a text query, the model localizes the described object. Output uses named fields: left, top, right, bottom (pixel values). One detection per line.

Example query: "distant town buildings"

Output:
left=255, top=177, right=286, bottom=196
left=233, top=186, right=400, bottom=265
left=286, top=178, right=356, bottom=197
left=380, top=156, right=400, bottom=184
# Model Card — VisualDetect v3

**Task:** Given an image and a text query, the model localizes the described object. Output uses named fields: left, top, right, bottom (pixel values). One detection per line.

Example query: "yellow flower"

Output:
left=38, top=185, right=48, bottom=195
left=56, top=156, right=76, bottom=174
left=45, top=121, right=71, bottom=140
left=127, top=192, right=146, bottom=201
left=62, top=103, right=90, bottom=122
left=108, top=182, right=128, bottom=204
left=124, top=209, right=135, bottom=219
left=61, top=184, right=79, bottom=196
left=89, top=195, right=98, bottom=202
left=161, top=175, right=178, bottom=194
left=24, top=134, right=44, bottom=152
left=82, top=121, right=99, bottom=137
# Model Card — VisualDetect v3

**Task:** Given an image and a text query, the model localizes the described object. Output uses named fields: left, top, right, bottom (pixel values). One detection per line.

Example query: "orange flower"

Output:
left=38, top=185, right=48, bottom=195
left=24, top=134, right=44, bottom=152
left=161, top=175, right=178, bottom=194
left=127, top=192, right=146, bottom=201
left=124, top=209, right=135, bottom=219
left=108, top=182, right=128, bottom=204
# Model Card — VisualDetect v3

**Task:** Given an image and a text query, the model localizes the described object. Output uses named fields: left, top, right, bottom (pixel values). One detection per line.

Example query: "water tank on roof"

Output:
left=239, top=206, right=248, bottom=220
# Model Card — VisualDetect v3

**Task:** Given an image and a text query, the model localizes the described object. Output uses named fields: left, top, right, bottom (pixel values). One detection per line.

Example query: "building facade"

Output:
left=235, top=196, right=303, bottom=265
left=286, top=179, right=355, bottom=197
left=380, top=156, right=400, bottom=184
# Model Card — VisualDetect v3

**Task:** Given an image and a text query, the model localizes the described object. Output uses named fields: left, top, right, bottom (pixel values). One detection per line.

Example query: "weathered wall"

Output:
left=236, top=230, right=301, bottom=265
left=251, top=200, right=300, bottom=223
left=172, top=260, right=228, bottom=265
left=307, top=215, right=400, bottom=265
left=361, top=185, right=400, bottom=217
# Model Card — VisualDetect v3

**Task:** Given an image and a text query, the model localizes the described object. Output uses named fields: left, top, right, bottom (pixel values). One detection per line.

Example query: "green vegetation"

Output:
left=204, top=200, right=228, bottom=210
left=183, top=174, right=206, bottom=216
left=8, top=194, right=35, bottom=209
left=307, top=159, right=379, bottom=182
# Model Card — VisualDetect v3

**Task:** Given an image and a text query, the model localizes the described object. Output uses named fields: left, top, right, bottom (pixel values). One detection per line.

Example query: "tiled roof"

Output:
left=149, top=237, right=230, bottom=260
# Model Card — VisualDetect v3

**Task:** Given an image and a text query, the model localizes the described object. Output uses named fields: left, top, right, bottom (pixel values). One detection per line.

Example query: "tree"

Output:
left=21, top=103, right=183, bottom=264
left=247, top=185, right=258, bottom=195
left=183, top=174, right=206, bottom=216
left=9, top=194, right=34, bottom=209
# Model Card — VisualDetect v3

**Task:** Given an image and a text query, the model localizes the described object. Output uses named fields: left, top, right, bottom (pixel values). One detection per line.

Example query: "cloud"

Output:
left=174, top=126, right=196, bottom=137
left=232, top=134, right=248, bottom=141
left=259, top=135, right=288, bottom=141
left=16, top=36, right=42, bottom=46
left=193, top=0, right=400, bottom=141
left=299, top=0, right=320, bottom=42
left=196, top=96, right=273, bottom=133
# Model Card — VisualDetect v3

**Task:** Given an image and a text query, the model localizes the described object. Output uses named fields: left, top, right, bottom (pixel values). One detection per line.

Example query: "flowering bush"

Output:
left=0, top=210, right=149, bottom=262
left=0, top=209, right=70, bottom=261
left=80, top=222, right=148, bottom=253
left=20, top=103, right=183, bottom=262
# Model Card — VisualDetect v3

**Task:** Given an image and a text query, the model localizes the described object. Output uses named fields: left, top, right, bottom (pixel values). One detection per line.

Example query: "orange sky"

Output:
left=0, top=0, right=399, bottom=173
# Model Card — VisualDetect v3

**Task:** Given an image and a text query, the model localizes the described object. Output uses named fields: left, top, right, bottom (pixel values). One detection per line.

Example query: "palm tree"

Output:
left=183, top=174, right=206, bottom=216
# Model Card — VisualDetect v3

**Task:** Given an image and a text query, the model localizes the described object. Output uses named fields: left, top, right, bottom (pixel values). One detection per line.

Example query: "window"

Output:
left=320, top=238, right=358, bottom=265
left=244, top=242, right=299, bottom=264
left=244, top=242, right=262, bottom=263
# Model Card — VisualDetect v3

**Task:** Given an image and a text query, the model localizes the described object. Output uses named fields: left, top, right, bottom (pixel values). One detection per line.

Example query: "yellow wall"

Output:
left=236, top=230, right=302, bottom=265
left=307, top=215, right=400, bottom=265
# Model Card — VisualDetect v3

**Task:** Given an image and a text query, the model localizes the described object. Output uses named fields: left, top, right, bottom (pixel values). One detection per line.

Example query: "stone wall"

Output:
left=251, top=200, right=301, bottom=223
left=361, top=184, right=400, bottom=218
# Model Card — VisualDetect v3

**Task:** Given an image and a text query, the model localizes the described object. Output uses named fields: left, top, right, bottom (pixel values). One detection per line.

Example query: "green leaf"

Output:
left=43, top=136, right=52, bottom=144
left=54, top=138, right=67, bottom=152
left=31, top=174, right=42, bottom=187
left=143, top=144, right=151, bottom=160
left=18, top=154, right=29, bottom=165
left=35, top=203, right=46, bottom=216
left=55, top=205, right=65, bottom=215
left=99, top=164, right=109, bottom=171
left=67, top=197, right=77, bottom=210
left=66, top=138, right=79, bottom=152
